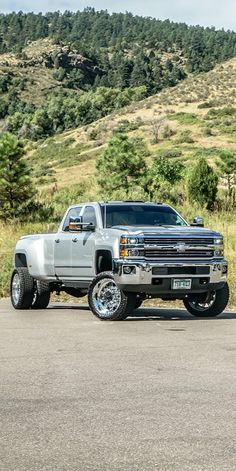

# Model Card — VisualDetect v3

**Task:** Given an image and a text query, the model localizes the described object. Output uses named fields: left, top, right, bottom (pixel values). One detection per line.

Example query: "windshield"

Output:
left=101, top=204, right=187, bottom=227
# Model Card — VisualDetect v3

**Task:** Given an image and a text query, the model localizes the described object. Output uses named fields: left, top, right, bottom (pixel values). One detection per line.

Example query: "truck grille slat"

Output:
left=145, top=250, right=214, bottom=258
left=144, top=237, right=214, bottom=245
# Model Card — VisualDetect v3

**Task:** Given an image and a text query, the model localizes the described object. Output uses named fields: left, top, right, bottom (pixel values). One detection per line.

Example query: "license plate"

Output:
left=172, top=278, right=192, bottom=290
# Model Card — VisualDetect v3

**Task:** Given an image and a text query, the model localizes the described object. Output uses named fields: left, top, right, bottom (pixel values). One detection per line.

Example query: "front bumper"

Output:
left=113, top=258, right=228, bottom=296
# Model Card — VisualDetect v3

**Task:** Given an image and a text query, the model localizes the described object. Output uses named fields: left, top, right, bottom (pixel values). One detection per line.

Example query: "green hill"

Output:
left=25, top=57, right=236, bottom=199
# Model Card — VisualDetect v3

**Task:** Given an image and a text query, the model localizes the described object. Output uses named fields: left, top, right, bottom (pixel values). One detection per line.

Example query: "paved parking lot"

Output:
left=0, top=299, right=236, bottom=471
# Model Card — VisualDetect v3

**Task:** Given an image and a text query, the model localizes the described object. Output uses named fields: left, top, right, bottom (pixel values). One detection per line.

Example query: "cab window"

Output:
left=83, top=206, right=97, bottom=227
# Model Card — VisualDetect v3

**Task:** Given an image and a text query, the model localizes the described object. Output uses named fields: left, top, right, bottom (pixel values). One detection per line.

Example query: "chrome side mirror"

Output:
left=191, top=216, right=204, bottom=227
left=69, top=217, right=82, bottom=232
left=69, top=217, right=95, bottom=232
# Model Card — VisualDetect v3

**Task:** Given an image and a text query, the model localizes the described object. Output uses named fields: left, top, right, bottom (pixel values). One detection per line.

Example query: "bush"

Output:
left=175, top=129, right=194, bottom=144
left=156, top=148, right=182, bottom=159
left=168, top=112, right=199, bottom=125
left=115, top=119, right=139, bottom=133
left=161, top=124, right=175, bottom=139
left=202, top=126, right=213, bottom=137
left=198, top=100, right=218, bottom=109
left=88, top=128, right=99, bottom=140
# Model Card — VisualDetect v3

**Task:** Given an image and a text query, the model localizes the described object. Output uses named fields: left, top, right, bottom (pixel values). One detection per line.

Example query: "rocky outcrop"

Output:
left=0, top=43, right=104, bottom=79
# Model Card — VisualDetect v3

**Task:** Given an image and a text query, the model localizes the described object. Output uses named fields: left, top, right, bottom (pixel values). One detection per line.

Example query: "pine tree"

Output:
left=187, top=157, right=218, bottom=210
left=0, top=133, right=37, bottom=220
left=130, top=54, right=147, bottom=88
left=96, top=134, right=147, bottom=197
left=217, top=150, right=236, bottom=195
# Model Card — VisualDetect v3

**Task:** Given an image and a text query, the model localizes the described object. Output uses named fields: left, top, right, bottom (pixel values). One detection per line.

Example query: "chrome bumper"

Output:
left=113, top=258, right=228, bottom=292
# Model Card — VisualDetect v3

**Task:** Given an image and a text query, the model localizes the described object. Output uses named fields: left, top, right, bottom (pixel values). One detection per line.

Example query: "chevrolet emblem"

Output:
left=175, top=243, right=187, bottom=252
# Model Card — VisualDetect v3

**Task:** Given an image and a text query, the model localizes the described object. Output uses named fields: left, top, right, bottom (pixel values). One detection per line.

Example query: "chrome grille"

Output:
left=144, top=249, right=214, bottom=258
left=144, top=237, right=214, bottom=246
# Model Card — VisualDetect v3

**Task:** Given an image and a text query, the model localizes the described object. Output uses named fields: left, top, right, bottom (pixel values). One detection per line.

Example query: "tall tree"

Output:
left=0, top=133, right=36, bottom=220
left=187, top=157, right=218, bottom=210
left=217, top=150, right=236, bottom=195
left=96, top=134, right=147, bottom=197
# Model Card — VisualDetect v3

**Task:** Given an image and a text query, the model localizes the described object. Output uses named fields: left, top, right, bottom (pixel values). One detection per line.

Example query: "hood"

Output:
left=110, top=225, right=221, bottom=237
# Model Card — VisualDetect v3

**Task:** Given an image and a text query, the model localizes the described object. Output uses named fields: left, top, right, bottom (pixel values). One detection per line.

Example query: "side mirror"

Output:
left=69, top=217, right=95, bottom=232
left=191, top=216, right=204, bottom=227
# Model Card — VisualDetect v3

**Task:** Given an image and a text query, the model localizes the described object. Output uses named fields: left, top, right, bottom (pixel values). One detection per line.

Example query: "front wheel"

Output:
left=183, top=283, right=229, bottom=317
left=88, top=272, right=136, bottom=320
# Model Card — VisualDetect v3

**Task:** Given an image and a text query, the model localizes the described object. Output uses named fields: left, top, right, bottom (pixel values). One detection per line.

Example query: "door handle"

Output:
left=55, top=239, right=60, bottom=243
left=72, top=238, right=78, bottom=243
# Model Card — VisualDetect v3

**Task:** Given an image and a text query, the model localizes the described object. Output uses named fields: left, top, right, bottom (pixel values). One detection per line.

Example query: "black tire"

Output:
left=10, top=267, right=34, bottom=310
left=32, top=280, right=50, bottom=309
left=88, top=272, right=136, bottom=321
left=183, top=282, right=229, bottom=317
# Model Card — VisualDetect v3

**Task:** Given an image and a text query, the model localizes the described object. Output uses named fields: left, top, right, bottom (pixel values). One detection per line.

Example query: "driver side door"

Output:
left=54, top=206, right=82, bottom=279
left=70, top=205, right=97, bottom=279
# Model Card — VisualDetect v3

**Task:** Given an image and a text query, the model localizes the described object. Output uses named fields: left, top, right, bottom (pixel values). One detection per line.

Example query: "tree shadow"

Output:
left=48, top=303, right=236, bottom=321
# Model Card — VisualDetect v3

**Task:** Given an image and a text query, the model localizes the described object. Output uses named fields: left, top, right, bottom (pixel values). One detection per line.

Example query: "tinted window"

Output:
left=83, top=206, right=97, bottom=226
left=62, top=207, right=82, bottom=231
left=101, top=204, right=187, bottom=227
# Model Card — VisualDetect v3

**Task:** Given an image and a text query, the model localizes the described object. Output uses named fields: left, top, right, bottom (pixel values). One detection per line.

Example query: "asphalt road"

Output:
left=0, top=299, right=236, bottom=471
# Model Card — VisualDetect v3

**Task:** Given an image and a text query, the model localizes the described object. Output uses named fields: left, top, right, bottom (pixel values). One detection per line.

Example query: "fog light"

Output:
left=123, top=266, right=132, bottom=274
left=215, top=250, right=223, bottom=256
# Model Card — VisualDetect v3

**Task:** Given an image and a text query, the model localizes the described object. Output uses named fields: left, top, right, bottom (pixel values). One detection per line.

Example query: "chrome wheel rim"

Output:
left=12, top=273, right=21, bottom=305
left=188, top=291, right=216, bottom=311
left=92, top=278, right=122, bottom=317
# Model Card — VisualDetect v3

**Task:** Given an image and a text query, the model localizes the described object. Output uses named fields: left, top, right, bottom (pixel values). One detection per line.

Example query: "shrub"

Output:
left=168, top=112, right=199, bottom=125
left=187, top=157, right=218, bottom=210
left=175, top=129, right=194, bottom=144
left=156, top=148, right=182, bottom=159
left=161, top=124, right=175, bottom=139
left=202, top=127, right=213, bottom=137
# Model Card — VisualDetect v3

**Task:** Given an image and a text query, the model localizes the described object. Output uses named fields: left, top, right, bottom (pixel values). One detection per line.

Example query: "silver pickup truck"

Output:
left=10, top=201, right=229, bottom=320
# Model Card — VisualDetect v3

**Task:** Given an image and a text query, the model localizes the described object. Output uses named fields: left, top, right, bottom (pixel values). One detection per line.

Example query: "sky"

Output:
left=1, top=0, right=236, bottom=32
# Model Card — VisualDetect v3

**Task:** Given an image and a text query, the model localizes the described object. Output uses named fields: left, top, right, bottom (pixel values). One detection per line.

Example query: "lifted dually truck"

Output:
left=10, top=201, right=229, bottom=320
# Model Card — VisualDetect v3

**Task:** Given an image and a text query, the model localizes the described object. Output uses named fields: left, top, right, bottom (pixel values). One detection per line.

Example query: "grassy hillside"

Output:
left=28, top=57, right=236, bottom=196
left=1, top=55, right=236, bottom=306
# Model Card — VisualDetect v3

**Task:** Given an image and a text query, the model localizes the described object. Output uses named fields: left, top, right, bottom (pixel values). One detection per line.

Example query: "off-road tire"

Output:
left=183, top=282, right=229, bottom=317
left=10, top=267, right=34, bottom=310
left=32, top=280, right=50, bottom=309
left=88, top=272, right=136, bottom=321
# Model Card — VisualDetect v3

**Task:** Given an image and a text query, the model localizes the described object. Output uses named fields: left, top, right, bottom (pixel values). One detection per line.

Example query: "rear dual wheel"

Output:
left=11, top=268, right=50, bottom=310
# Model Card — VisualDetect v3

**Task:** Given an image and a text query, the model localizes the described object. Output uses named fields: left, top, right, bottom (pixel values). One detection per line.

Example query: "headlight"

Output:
left=214, top=237, right=224, bottom=256
left=120, top=248, right=143, bottom=258
left=214, top=237, right=223, bottom=245
left=129, top=237, right=139, bottom=244
left=120, top=235, right=143, bottom=258
left=120, top=236, right=139, bottom=245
